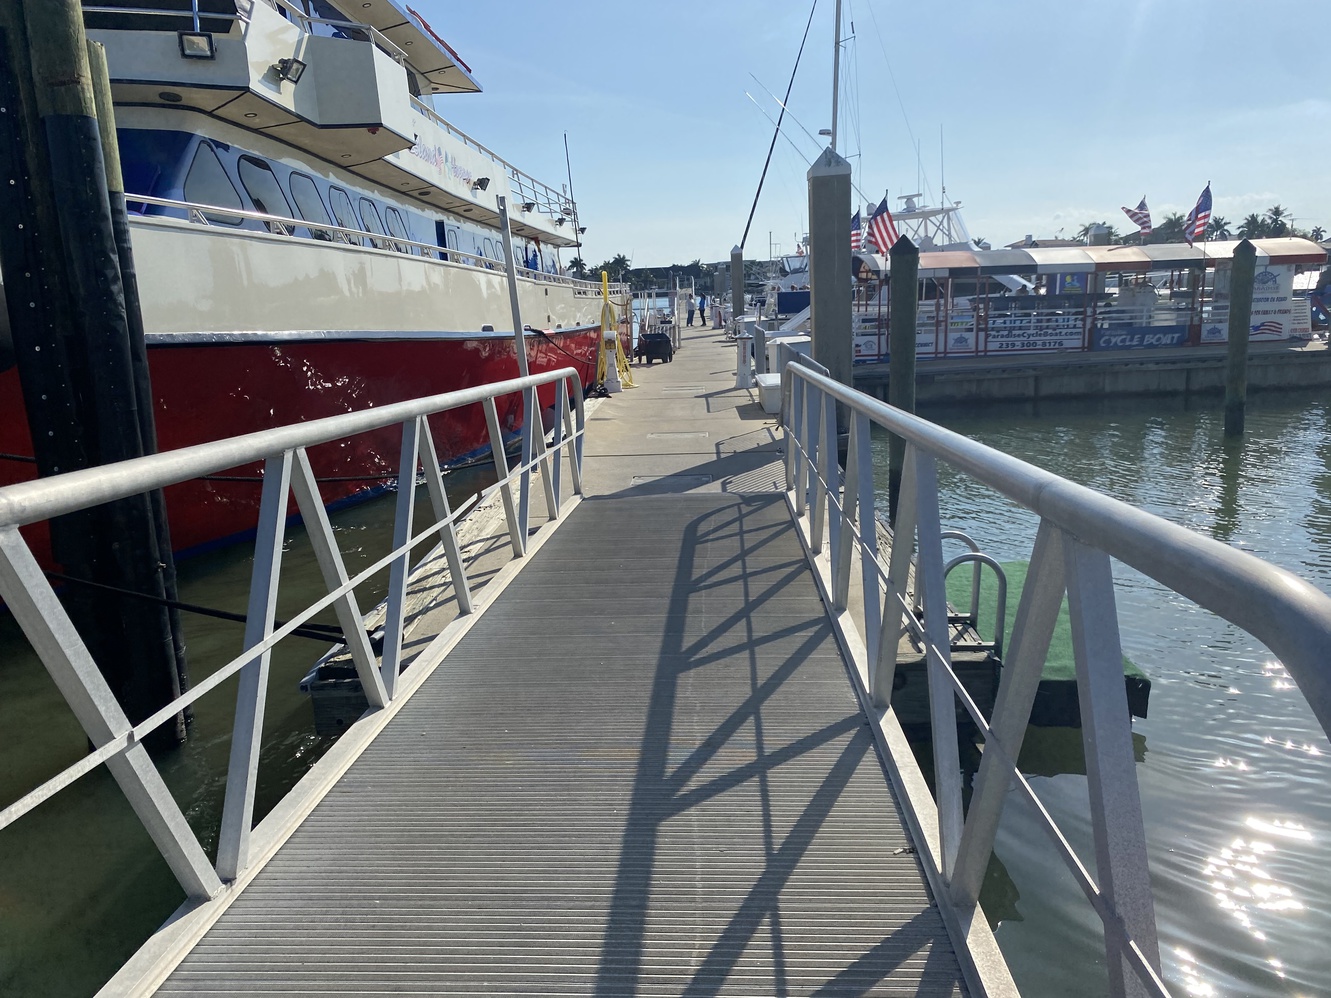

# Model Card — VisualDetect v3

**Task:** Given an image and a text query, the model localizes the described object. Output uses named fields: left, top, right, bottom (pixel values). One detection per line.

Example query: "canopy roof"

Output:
left=334, top=0, right=482, bottom=94
left=876, top=237, right=1327, bottom=280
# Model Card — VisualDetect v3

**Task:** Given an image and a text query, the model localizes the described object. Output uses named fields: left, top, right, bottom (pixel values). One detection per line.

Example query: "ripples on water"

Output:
left=881, top=391, right=1331, bottom=997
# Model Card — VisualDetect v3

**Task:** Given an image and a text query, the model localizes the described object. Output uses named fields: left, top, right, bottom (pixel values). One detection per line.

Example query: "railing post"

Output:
left=529, top=389, right=560, bottom=520
left=853, top=411, right=882, bottom=667
left=832, top=409, right=864, bottom=611
left=419, top=418, right=473, bottom=615
left=808, top=386, right=826, bottom=551
left=873, top=445, right=918, bottom=708
left=381, top=418, right=421, bottom=699
left=217, top=451, right=293, bottom=880
left=821, top=390, right=841, bottom=587
left=483, top=395, right=525, bottom=556
left=0, top=528, right=222, bottom=901
left=790, top=376, right=807, bottom=512
left=550, top=378, right=568, bottom=509
left=566, top=376, right=585, bottom=496
left=518, top=386, right=535, bottom=539
left=289, top=448, right=389, bottom=708
left=912, top=449, right=964, bottom=881
left=1063, top=536, right=1160, bottom=998
left=950, top=520, right=1065, bottom=907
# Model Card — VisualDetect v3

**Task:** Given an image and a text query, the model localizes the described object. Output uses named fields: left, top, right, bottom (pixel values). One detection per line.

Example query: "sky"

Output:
left=411, top=0, right=1330, bottom=269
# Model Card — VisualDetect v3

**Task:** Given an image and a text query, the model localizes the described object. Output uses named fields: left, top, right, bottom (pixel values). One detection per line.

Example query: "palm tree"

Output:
left=1311, top=226, right=1327, bottom=242
left=1238, top=213, right=1265, bottom=239
left=1265, top=204, right=1289, bottom=236
left=1206, top=217, right=1231, bottom=240
left=568, top=256, right=588, bottom=279
left=1155, top=212, right=1186, bottom=243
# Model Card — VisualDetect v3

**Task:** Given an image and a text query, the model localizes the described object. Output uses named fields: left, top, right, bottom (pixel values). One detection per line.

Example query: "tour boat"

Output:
left=0, top=0, right=628, bottom=556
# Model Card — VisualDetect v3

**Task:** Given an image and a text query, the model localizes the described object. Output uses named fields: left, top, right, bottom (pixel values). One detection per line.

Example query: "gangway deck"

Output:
left=158, top=492, right=968, bottom=995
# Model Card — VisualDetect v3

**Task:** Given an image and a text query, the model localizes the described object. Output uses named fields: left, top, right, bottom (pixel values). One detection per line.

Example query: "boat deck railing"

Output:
left=782, top=363, right=1331, bottom=998
left=0, top=368, right=586, bottom=901
left=407, top=98, right=577, bottom=223
left=125, top=194, right=627, bottom=298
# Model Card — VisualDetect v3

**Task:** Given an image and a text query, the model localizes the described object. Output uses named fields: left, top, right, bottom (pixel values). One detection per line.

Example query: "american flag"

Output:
left=1121, top=197, right=1152, bottom=237
left=1184, top=184, right=1212, bottom=245
left=867, top=199, right=899, bottom=252
left=850, top=210, right=862, bottom=252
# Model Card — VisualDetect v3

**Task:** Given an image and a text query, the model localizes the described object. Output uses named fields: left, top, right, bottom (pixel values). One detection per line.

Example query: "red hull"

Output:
left=0, top=327, right=604, bottom=560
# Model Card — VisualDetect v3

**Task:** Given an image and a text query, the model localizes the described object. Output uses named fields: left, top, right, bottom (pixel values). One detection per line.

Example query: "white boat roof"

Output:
left=325, top=0, right=481, bottom=94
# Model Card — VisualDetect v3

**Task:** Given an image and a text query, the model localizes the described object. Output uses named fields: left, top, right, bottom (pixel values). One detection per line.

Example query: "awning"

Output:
left=853, top=252, right=888, bottom=276
left=352, top=0, right=482, bottom=94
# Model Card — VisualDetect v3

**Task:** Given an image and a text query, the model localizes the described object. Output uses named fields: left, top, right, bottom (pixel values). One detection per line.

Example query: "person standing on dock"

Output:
left=698, top=292, right=707, bottom=326
left=686, top=293, right=697, bottom=326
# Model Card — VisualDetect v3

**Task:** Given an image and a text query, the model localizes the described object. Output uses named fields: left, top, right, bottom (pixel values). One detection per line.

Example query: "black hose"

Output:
left=44, top=569, right=350, bottom=645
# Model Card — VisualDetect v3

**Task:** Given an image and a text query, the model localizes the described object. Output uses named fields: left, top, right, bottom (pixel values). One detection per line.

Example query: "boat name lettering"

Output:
left=408, top=142, right=475, bottom=186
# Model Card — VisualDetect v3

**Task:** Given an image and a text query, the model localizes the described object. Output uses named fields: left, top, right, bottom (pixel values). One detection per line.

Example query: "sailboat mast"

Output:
left=830, top=0, right=841, bottom=152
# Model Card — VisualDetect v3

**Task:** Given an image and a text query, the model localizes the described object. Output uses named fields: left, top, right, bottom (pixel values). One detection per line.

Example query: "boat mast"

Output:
left=830, top=0, right=841, bottom=152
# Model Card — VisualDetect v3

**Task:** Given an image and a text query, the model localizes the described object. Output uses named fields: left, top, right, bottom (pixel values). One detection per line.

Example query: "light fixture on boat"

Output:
left=471, top=177, right=490, bottom=192
left=275, top=57, right=307, bottom=84
left=554, top=216, right=566, bottom=226
left=521, top=202, right=536, bottom=212
left=578, top=226, right=586, bottom=235
left=177, top=31, right=215, bottom=60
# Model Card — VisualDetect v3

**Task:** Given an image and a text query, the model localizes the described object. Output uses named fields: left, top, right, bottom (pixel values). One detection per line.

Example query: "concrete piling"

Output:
left=807, top=147, right=852, bottom=423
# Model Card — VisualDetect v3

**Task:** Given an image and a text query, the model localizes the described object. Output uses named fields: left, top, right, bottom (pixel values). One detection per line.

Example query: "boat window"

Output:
left=358, top=198, right=388, bottom=249
left=446, top=228, right=458, bottom=250
left=237, top=156, right=294, bottom=233
left=182, top=141, right=243, bottom=225
left=384, top=207, right=411, bottom=252
left=328, top=186, right=361, bottom=244
left=289, top=172, right=333, bottom=240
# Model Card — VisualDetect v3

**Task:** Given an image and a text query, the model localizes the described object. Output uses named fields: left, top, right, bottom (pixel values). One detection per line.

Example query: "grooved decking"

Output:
left=159, top=494, right=965, bottom=996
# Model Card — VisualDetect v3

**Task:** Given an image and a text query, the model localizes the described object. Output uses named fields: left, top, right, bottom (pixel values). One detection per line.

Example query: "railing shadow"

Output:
left=593, top=496, right=963, bottom=996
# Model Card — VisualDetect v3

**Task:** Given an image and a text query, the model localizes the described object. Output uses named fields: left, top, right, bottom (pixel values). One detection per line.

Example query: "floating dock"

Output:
left=853, top=338, right=1331, bottom=405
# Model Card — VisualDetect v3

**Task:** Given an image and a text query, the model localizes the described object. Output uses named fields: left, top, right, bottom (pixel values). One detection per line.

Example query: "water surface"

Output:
left=880, top=391, right=1331, bottom=997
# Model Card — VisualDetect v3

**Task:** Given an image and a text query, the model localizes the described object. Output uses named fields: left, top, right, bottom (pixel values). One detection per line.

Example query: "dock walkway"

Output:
left=156, top=324, right=970, bottom=995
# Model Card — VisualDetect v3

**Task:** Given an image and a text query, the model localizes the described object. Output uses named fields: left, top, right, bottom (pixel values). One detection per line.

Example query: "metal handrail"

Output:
left=0, top=367, right=586, bottom=902
left=125, top=194, right=626, bottom=295
left=782, top=363, right=1331, bottom=998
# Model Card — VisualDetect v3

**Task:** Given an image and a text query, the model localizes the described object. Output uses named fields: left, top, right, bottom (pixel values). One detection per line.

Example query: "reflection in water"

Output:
left=1213, top=438, right=1244, bottom=543
left=886, top=389, right=1331, bottom=998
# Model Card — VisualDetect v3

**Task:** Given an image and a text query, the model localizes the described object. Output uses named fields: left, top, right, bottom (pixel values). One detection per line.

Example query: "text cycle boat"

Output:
left=0, top=0, right=629, bottom=557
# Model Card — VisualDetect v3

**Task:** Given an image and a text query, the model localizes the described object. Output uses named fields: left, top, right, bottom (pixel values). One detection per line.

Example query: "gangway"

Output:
left=3, top=327, right=1331, bottom=996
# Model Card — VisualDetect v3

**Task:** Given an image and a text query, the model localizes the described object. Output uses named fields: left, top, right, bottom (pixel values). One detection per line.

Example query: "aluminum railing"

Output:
left=125, top=194, right=628, bottom=296
left=0, top=368, right=585, bottom=898
left=782, top=364, right=1331, bottom=998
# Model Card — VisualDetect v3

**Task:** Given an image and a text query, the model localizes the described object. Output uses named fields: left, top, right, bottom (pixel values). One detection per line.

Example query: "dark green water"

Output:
left=0, top=465, right=494, bottom=997
left=879, top=390, right=1331, bottom=998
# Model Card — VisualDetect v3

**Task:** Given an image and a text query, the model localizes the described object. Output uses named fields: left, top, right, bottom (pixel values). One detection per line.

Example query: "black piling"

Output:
left=1224, top=239, right=1257, bottom=438
left=887, top=236, right=919, bottom=521
left=0, top=1, right=188, bottom=745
